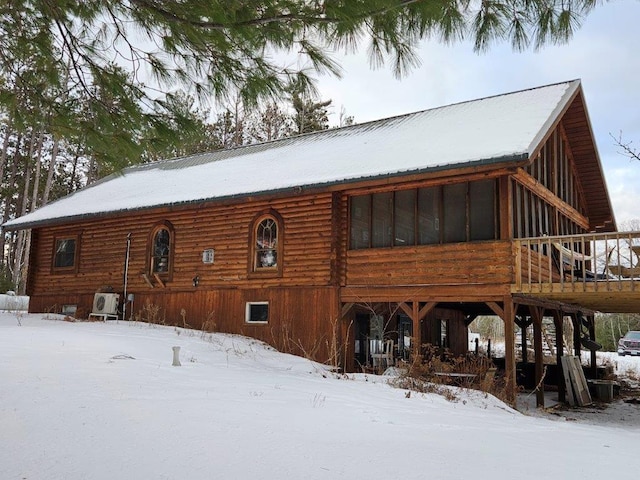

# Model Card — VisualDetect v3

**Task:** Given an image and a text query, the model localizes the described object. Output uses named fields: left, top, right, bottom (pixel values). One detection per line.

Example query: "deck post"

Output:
left=571, top=313, right=581, bottom=357
left=529, top=306, right=544, bottom=408
left=503, top=298, right=516, bottom=406
left=588, top=314, right=597, bottom=378
left=411, top=301, right=421, bottom=358
left=553, top=311, right=566, bottom=403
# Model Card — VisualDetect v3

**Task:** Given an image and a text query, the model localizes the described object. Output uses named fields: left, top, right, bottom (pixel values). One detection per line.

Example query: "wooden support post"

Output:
left=553, top=311, right=566, bottom=403
left=503, top=298, right=516, bottom=406
left=529, top=306, right=544, bottom=408
left=571, top=313, right=581, bottom=357
left=588, top=314, right=597, bottom=378
left=515, top=316, right=528, bottom=364
left=412, top=301, right=421, bottom=358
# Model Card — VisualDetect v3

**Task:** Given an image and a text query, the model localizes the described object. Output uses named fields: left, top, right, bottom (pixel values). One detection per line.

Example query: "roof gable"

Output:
left=5, top=80, right=607, bottom=230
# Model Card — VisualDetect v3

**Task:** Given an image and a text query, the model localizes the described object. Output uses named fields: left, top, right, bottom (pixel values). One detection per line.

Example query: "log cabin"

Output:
left=4, top=79, right=640, bottom=404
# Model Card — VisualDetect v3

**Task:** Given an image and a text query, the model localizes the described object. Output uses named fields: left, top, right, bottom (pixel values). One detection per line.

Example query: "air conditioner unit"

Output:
left=92, top=293, right=120, bottom=315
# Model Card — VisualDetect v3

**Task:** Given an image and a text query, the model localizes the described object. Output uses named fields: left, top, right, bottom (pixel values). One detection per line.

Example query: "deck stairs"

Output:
left=515, top=318, right=571, bottom=359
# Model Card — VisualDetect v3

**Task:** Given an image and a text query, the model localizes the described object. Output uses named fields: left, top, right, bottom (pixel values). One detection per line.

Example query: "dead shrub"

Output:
left=393, top=344, right=509, bottom=403
left=135, top=300, right=165, bottom=325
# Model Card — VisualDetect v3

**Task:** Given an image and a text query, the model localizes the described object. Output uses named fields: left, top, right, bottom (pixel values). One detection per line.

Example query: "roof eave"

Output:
left=2, top=153, right=530, bottom=231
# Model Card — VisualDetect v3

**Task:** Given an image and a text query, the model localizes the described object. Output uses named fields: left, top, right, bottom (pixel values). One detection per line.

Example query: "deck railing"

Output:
left=514, top=231, right=640, bottom=292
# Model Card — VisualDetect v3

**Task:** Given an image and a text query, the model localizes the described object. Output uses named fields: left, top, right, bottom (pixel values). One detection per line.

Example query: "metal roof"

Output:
left=3, top=79, right=614, bottom=230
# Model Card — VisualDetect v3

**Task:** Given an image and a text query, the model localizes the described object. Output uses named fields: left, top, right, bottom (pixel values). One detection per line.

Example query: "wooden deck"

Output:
left=513, top=232, right=640, bottom=313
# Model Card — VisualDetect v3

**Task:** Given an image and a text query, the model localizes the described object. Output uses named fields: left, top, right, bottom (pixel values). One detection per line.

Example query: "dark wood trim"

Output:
left=340, top=302, right=355, bottom=318
left=513, top=169, right=589, bottom=230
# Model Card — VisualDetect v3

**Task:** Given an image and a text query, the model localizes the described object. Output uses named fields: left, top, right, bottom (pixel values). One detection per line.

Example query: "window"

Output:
left=148, top=221, right=174, bottom=279
left=53, top=236, right=79, bottom=272
left=246, top=302, right=269, bottom=323
left=371, top=192, right=392, bottom=248
left=469, top=180, right=496, bottom=241
left=394, top=189, right=416, bottom=246
left=443, top=183, right=467, bottom=243
left=418, top=186, right=440, bottom=244
left=256, top=217, right=277, bottom=268
left=349, top=180, right=497, bottom=250
left=250, top=210, right=283, bottom=276
left=350, top=195, right=371, bottom=249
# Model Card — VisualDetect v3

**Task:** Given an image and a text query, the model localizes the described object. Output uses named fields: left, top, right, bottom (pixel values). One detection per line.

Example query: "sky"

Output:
left=1, top=313, right=639, bottom=480
left=313, top=0, right=640, bottom=227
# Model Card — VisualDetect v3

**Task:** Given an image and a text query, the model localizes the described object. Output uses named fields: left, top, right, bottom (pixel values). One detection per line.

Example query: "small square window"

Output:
left=245, top=302, right=269, bottom=323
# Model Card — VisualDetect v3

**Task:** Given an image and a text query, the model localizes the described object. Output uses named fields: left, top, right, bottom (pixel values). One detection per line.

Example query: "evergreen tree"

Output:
left=0, top=0, right=602, bottom=169
left=247, top=103, right=293, bottom=143
left=292, top=93, right=332, bottom=135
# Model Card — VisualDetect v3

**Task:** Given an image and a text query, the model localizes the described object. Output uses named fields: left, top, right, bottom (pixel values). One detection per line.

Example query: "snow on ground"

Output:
left=1, top=313, right=639, bottom=480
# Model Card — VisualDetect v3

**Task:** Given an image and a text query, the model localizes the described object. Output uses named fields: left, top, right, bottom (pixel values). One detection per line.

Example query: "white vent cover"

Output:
left=202, top=249, right=214, bottom=264
left=92, top=293, right=119, bottom=315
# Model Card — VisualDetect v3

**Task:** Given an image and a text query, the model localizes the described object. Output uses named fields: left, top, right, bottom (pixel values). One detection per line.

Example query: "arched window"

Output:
left=249, top=211, right=283, bottom=276
left=149, top=221, right=174, bottom=280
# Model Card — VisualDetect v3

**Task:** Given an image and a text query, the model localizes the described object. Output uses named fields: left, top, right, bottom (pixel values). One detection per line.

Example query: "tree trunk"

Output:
left=42, top=135, right=60, bottom=205
left=0, top=133, right=21, bottom=265
left=0, top=120, right=12, bottom=190
left=11, top=130, right=37, bottom=290
left=30, top=131, right=45, bottom=211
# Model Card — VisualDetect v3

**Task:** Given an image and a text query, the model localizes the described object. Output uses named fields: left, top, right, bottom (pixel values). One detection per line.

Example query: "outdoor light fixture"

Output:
left=192, top=275, right=200, bottom=287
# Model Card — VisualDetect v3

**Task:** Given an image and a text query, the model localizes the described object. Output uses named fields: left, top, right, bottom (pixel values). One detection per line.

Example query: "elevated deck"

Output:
left=513, top=232, right=640, bottom=313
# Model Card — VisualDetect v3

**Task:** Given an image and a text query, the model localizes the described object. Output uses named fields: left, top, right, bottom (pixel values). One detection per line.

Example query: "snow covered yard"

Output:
left=1, top=314, right=638, bottom=480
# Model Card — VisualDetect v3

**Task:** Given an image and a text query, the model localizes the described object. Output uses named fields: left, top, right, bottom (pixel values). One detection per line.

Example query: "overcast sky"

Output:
left=314, top=0, right=640, bottom=227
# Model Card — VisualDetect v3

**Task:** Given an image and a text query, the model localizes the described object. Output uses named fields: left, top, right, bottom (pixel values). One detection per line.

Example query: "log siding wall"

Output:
left=26, top=193, right=341, bottom=361
left=345, top=240, right=514, bottom=286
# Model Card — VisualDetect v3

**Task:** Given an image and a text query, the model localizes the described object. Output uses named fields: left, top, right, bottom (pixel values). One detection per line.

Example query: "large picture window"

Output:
left=249, top=210, right=283, bottom=276
left=349, top=180, right=498, bottom=250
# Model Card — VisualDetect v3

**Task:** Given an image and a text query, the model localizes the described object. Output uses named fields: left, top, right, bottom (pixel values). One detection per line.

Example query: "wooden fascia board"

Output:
left=513, top=168, right=590, bottom=230
left=338, top=164, right=524, bottom=197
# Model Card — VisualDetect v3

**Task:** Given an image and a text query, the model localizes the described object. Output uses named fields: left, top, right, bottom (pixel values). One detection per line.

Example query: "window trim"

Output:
left=51, top=234, right=80, bottom=274
left=248, top=209, right=284, bottom=278
left=147, top=221, right=175, bottom=281
left=245, top=301, right=269, bottom=324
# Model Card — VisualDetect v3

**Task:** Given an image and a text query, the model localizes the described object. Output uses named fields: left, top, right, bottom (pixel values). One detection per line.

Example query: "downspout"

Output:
left=123, top=233, right=131, bottom=321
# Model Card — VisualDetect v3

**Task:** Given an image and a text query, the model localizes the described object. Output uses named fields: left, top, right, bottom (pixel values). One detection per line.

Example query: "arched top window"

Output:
left=249, top=211, right=283, bottom=276
left=149, top=221, right=174, bottom=280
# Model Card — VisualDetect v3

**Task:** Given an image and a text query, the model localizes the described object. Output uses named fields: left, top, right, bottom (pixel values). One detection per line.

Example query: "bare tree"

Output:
left=611, top=132, right=640, bottom=162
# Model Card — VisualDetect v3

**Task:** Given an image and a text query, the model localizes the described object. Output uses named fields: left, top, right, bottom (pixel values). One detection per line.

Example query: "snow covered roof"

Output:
left=4, top=80, right=583, bottom=229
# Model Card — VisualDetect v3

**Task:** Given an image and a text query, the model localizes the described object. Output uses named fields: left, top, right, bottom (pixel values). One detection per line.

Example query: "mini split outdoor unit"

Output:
left=92, top=293, right=120, bottom=315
